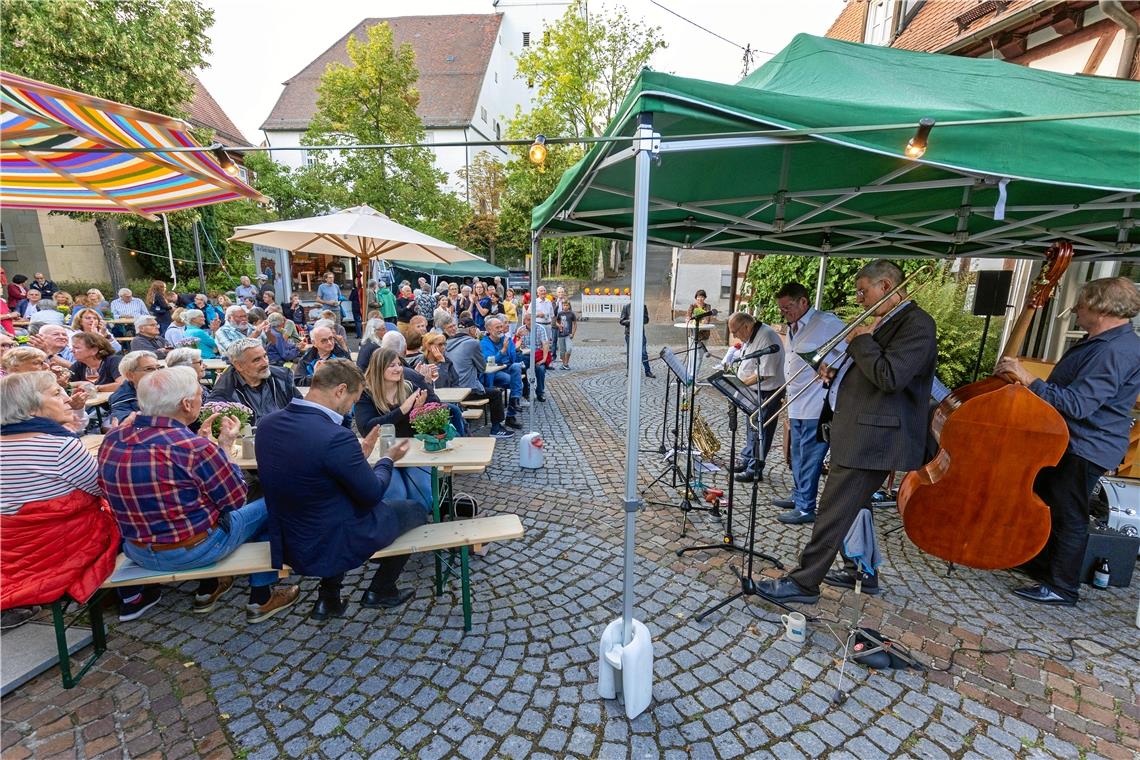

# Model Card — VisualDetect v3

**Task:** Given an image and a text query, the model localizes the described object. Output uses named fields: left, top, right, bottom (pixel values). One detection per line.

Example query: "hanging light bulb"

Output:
left=528, top=134, right=547, bottom=165
left=212, top=145, right=240, bottom=176
left=904, top=118, right=935, bottom=159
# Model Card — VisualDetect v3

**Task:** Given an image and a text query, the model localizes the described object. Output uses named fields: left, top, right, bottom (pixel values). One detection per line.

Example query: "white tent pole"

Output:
left=529, top=231, right=539, bottom=433
left=814, top=254, right=827, bottom=310
left=622, top=114, right=655, bottom=645
left=162, top=213, right=177, bottom=289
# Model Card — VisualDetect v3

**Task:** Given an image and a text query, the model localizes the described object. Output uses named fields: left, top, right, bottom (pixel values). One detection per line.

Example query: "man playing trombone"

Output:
left=758, top=260, right=937, bottom=603
left=772, top=283, right=846, bottom=526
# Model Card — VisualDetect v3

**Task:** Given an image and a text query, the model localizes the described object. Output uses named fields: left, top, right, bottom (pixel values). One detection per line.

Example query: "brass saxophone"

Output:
left=690, top=403, right=721, bottom=460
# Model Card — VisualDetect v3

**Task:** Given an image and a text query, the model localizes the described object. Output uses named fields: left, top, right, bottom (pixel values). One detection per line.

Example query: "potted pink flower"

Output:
left=410, top=402, right=457, bottom=452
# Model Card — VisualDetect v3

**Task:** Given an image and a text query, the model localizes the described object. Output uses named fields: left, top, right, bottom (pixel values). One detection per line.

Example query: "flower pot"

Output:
left=417, top=433, right=449, bottom=452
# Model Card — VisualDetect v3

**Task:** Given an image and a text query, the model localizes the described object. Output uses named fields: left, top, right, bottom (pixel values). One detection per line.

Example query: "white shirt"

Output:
left=534, top=298, right=554, bottom=325
left=783, top=308, right=845, bottom=420
left=738, top=322, right=784, bottom=392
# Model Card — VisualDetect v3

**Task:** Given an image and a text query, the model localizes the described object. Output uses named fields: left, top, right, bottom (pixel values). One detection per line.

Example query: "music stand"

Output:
left=643, top=347, right=716, bottom=532
left=677, top=370, right=779, bottom=565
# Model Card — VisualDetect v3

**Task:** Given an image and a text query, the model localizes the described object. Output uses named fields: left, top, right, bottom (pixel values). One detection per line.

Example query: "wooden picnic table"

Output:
left=84, top=391, right=112, bottom=409
left=484, top=363, right=506, bottom=374
left=81, top=434, right=104, bottom=454
left=436, top=387, right=472, bottom=404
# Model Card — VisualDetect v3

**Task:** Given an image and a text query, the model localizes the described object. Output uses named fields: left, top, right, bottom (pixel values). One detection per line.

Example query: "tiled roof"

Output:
left=261, top=14, right=503, bottom=133
left=185, top=73, right=252, bottom=147
left=825, top=0, right=867, bottom=43
left=892, top=0, right=1038, bottom=53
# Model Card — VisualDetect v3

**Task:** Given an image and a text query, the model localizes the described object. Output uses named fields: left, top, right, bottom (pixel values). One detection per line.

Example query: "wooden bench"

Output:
left=461, top=409, right=484, bottom=422
left=50, top=515, right=524, bottom=688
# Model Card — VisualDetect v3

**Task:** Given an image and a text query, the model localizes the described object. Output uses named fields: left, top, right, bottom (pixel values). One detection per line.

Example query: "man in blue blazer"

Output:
left=255, top=359, right=427, bottom=620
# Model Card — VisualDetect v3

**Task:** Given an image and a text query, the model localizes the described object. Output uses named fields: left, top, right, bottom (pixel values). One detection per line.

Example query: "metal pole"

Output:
left=529, top=231, right=540, bottom=433
left=814, top=254, right=827, bottom=310
left=192, top=221, right=207, bottom=294
left=622, top=113, right=655, bottom=645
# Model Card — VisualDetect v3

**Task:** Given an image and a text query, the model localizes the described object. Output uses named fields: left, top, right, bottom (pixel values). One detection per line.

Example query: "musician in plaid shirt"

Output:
left=97, top=366, right=299, bottom=623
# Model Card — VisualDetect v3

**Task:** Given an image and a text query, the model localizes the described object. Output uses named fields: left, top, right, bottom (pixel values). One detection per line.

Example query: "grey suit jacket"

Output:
left=830, top=301, right=937, bottom=472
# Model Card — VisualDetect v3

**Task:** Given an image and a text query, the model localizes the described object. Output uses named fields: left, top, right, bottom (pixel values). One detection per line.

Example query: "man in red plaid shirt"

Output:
left=98, top=366, right=299, bottom=623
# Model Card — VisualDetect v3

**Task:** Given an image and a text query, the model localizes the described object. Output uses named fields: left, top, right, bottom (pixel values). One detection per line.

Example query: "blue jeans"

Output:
left=790, top=418, right=830, bottom=513
left=625, top=332, right=651, bottom=375
left=490, top=362, right=524, bottom=399
left=519, top=355, right=546, bottom=397
left=447, top=403, right=467, bottom=436
left=741, top=389, right=783, bottom=475
left=122, top=498, right=277, bottom=587
left=384, top=467, right=433, bottom=513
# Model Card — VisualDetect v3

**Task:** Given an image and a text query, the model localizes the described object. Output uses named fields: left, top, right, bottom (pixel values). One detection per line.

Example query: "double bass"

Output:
left=897, top=242, right=1074, bottom=570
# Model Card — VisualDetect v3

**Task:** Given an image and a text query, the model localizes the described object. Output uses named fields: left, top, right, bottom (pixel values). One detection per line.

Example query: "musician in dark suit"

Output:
left=758, top=260, right=937, bottom=603
left=255, top=359, right=427, bottom=621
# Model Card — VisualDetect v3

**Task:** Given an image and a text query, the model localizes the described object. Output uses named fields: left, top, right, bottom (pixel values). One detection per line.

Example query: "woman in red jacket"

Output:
left=0, top=372, right=139, bottom=624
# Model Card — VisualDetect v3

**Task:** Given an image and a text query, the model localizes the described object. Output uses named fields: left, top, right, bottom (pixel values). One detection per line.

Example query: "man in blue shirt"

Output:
left=997, top=276, right=1140, bottom=606
left=480, top=317, right=526, bottom=416
left=317, top=273, right=343, bottom=326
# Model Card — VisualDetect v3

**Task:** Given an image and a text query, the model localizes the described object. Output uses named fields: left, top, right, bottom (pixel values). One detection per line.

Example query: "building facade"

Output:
left=259, top=4, right=566, bottom=197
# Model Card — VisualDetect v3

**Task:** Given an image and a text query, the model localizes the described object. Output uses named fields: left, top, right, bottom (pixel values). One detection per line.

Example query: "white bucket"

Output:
left=519, top=432, right=545, bottom=469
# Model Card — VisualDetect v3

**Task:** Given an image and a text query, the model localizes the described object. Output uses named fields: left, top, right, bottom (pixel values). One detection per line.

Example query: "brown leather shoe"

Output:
left=245, top=585, right=301, bottom=623
left=192, top=576, right=234, bottom=614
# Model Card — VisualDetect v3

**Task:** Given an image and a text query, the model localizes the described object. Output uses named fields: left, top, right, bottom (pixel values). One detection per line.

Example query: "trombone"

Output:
left=748, top=264, right=937, bottom=429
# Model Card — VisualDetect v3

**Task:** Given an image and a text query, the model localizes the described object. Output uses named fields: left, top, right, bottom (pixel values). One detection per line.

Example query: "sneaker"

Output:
left=503, top=417, right=523, bottom=430
left=513, top=398, right=530, bottom=409
left=645, top=372, right=657, bottom=379
left=535, top=394, right=546, bottom=402
left=119, top=587, right=163, bottom=622
left=561, top=365, right=572, bottom=371
left=772, top=497, right=795, bottom=509
left=490, top=427, right=515, bottom=438
left=192, top=576, right=234, bottom=614
left=246, top=585, right=301, bottom=623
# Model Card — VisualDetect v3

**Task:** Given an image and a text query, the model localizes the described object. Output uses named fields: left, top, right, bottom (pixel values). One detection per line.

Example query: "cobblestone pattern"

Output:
left=3, top=344, right=1138, bottom=760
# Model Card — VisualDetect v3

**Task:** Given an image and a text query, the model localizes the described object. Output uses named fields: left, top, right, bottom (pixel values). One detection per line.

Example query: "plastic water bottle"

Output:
left=1092, top=558, right=1111, bottom=589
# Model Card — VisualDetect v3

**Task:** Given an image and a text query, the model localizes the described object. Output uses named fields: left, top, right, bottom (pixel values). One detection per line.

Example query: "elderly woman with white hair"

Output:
left=108, top=350, right=159, bottom=423
left=181, top=308, right=220, bottom=359
left=130, top=315, right=169, bottom=358
left=0, top=372, right=121, bottom=619
left=356, top=316, right=391, bottom=371
left=166, top=346, right=206, bottom=381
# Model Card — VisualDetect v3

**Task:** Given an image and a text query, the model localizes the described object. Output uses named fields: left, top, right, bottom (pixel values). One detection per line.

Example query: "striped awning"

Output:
left=1, top=71, right=264, bottom=220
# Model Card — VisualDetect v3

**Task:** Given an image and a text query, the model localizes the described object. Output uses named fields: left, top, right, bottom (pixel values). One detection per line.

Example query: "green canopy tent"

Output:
left=530, top=34, right=1140, bottom=720
left=391, top=257, right=508, bottom=287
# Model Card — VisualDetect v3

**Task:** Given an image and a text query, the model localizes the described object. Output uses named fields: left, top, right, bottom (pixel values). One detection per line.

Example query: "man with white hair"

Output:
left=109, top=350, right=159, bottom=422
left=27, top=299, right=65, bottom=327
left=235, top=275, right=258, bottom=302
left=130, top=315, right=169, bottom=357
left=481, top=317, right=526, bottom=414
left=209, top=338, right=300, bottom=424
left=215, top=305, right=266, bottom=354
left=110, top=288, right=148, bottom=320
left=98, top=367, right=300, bottom=622
left=294, top=324, right=350, bottom=386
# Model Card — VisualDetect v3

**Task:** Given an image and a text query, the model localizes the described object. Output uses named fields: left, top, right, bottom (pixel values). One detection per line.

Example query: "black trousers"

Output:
left=1028, top=450, right=1104, bottom=601
left=319, top=498, right=428, bottom=599
left=468, top=389, right=505, bottom=425
left=788, top=464, right=889, bottom=591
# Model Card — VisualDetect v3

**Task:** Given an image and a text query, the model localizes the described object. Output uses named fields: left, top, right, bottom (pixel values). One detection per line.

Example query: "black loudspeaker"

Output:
left=973, top=270, right=1012, bottom=316
left=1080, top=522, right=1139, bottom=588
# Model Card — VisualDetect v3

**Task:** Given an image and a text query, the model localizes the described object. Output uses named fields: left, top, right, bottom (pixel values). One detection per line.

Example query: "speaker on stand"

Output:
left=971, top=270, right=1012, bottom=380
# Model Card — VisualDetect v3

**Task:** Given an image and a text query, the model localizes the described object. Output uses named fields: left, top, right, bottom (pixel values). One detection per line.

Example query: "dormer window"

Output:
left=864, top=0, right=897, bottom=46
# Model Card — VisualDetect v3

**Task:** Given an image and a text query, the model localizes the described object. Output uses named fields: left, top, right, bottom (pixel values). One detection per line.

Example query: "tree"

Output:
left=305, top=22, right=465, bottom=237
left=2, top=0, right=215, bottom=290
left=500, top=2, right=666, bottom=277
left=455, top=152, right=507, bottom=263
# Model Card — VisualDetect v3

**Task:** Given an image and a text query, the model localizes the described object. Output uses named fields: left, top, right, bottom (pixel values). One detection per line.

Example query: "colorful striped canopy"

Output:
left=1, top=71, right=264, bottom=220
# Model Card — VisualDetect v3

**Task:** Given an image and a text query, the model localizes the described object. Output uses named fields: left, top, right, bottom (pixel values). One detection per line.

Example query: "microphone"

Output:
left=739, top=344, right=780, bottom=360
left=690, top=308, right=718, bottom=323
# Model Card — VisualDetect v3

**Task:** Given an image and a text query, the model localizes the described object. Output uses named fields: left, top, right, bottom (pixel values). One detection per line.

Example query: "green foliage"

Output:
left=744, top=255, right=1002, bottom=389
left=500, top=3, right=665, bottom=276
left=304, top=22, right=467, bottom=239
left=242, top=152, right=337, bottom=220
left=515, top=1, right=666, bottom=138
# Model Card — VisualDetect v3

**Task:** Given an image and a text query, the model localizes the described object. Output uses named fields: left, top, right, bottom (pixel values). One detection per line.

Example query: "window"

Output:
left=303, top=150, right=317, bottom=169
left=864, top=0, right=897, bottom=46
left=522, top=31, right=530, bottom=47
left=720, top=270, right=732, bottom=300
left=0, top=226, right=9, bottom=254
left=481, top=106, right=488, bottom=123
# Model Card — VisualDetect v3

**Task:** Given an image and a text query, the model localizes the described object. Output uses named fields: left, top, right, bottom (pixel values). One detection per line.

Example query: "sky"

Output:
left=198, top=0, right=845, bottom=144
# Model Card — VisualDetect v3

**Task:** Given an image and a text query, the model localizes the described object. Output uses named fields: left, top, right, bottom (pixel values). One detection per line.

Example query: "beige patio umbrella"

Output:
left=229, top=204, right=485, bottom=314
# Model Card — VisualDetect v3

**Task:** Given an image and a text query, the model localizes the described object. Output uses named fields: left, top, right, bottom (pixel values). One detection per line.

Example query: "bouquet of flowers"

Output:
left=198, top=400, right=254, bottom=437
left=409, top=402, right=457, bottom=451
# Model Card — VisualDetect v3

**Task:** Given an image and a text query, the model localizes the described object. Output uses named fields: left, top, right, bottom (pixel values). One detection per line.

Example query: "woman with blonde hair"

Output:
left=165, top=307, right=187, bottom=346
left=70, top=308, right=122, bottom=353
left=354, top=348, right=437, bottom=510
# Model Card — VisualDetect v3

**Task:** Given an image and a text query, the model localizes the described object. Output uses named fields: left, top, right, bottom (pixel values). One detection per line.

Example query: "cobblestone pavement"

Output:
left=3, top=341, right=1138, bottom=759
